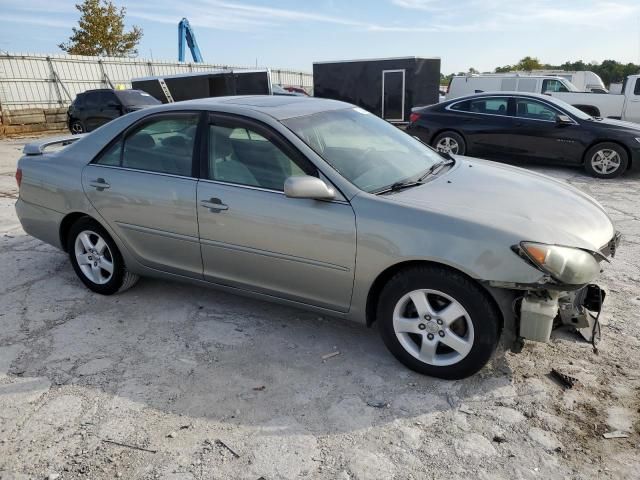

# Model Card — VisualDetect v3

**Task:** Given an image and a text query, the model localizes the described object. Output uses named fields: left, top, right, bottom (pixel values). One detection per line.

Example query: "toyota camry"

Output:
left=15, top=96, right=618, bottom=379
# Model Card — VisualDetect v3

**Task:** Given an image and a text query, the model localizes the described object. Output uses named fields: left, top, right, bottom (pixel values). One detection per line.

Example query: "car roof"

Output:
left=161, top=95, right=354, bottom=120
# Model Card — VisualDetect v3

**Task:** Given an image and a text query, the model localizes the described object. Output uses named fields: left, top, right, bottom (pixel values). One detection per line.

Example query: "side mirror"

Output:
left=284, top=176, right=335, bottom=200
left=556, top=114, right=573, bottom=126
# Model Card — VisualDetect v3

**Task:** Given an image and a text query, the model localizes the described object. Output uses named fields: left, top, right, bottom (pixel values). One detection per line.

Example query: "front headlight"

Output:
left=520, top=242, right=601, bottom=285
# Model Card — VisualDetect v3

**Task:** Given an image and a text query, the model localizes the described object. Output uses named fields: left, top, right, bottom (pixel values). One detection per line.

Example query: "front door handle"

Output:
left=88, top=178, right=110, bottom=190
left=201, top=197, right=228, bottom=212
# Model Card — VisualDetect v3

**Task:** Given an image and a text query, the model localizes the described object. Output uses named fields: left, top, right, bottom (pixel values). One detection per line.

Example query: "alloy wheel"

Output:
left=392, top=289, right=474, bottom=367
left=436, top=137, right=459, bottom=154
left=591, top=149, right=621, bottom=175
left=74, top=230, right=114, bottom=285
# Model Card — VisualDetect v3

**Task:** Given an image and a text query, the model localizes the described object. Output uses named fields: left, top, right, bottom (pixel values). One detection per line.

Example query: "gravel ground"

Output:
left=0, top=136, right=638, bottom=480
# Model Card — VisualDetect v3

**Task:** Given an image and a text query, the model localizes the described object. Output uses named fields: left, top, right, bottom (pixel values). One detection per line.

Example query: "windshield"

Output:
left=283, top=108, right=442, bottom=193
left=115, top=90, right=161, bottom=106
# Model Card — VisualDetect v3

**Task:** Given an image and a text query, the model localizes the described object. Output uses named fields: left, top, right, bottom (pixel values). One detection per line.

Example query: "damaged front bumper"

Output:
left=518, top=284, right=605, bottom=344
left=493, top=232, right=619, bottom=350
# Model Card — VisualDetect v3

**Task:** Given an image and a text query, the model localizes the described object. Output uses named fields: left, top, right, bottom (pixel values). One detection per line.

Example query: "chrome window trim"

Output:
left=87, top=163, right=197, bottom=180
left=197, top=178, right=350, bottom=205
left=445, top=95, right=579, bottom=125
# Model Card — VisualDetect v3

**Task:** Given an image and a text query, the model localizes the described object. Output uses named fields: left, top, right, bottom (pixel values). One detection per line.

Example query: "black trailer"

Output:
left=131, top=69, right=272, bottom=103
left=313, top=57, right=440, bottom=123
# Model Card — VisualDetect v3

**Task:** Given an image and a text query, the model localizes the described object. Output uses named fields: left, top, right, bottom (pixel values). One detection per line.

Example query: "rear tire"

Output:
left=67, top=217, right=138, bottom=295
left=584, top=142, right=627, bottom=179
left=376, top=266, right=500, bottom=379
left=432, top=131, right=466, bottom=156
left=69, top=120, right=85, bottom=134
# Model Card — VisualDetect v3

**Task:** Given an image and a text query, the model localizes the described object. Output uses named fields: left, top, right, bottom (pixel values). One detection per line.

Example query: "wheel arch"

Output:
left=59, top=212, right=94, bottom=252
left=364, top=260, right=504, bottom=331
left=583, top=140, right=632, bottom=170
left=430, top=128, right=466, bottom=144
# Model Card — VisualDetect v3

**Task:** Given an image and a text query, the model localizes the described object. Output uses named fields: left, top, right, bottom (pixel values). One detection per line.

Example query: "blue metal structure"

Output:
left=178, top=18, right=203, bottom=63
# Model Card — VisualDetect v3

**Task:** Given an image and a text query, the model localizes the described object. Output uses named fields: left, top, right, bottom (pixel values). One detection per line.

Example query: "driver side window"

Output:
left=208, top=123, right=309, bottom=191
left=542, top=79, right=568, bottom=93
left=514, top=99, right=559, bottom=121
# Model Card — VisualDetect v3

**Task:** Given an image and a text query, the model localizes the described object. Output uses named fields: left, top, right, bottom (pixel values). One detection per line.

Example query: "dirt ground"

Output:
left=0, top=135, right=638, bottom=480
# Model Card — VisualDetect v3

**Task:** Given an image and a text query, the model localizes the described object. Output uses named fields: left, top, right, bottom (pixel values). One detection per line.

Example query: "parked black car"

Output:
left=67, top=89, right=161, bottom=134
left=407, top=92, right=640, bottom=178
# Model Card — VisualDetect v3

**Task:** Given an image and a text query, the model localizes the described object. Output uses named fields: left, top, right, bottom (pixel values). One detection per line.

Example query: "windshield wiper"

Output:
left=373, top=180, right=423, bottom=195
left=373, top=158, right=455, bottom=195
left=416, top=158, right=455, bottom=182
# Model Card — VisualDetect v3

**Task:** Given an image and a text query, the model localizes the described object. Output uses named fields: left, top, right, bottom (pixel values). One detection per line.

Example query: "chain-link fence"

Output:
left=0, top=52, right=313, bottom=110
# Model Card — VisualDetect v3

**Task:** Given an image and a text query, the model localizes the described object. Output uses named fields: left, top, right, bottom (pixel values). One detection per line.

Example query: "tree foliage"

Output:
left=59, top=0, right=143, bottom=57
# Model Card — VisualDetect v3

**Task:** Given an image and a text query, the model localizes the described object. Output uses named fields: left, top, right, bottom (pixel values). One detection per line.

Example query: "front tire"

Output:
left=432, top=131, right=466, bottom=156
left=377, top=266, right=500, bottom=379
left=584, top=142, right=627, bottom=179
left=67, top=218, right=138, bottom=295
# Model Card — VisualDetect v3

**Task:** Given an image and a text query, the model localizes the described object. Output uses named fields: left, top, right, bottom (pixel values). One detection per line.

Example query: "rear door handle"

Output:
left=201, top=197, right=228, bottom=212
left=88, top=178, right=110, bottom=190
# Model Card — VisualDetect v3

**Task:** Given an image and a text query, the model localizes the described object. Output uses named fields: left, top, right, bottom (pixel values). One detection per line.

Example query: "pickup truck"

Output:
left=549, top=74, right=640, bottom=123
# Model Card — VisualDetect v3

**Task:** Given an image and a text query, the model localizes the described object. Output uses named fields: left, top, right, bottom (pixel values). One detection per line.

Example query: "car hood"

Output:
left=588, top=117, right=640, bottom=132
left=385, top=157, right=615, bottom=252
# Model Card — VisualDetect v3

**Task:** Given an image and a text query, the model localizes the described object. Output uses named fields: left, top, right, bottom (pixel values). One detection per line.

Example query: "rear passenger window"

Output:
left=208, top=124, right=307, bottom=191
left=120, top=115, right=199, bottom=176
left=634, top=79, right=640, bottom=95
left=450, top=101, right=470, bottom=111
left=84, top=92, right=101, bottom=108
left=468, top=97, right=508, bottom=115
left=95, top=140, right=122, bottom=166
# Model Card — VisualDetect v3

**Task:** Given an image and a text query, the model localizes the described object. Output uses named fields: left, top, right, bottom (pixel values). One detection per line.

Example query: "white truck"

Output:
left=549, top=74, right=640, bottom=123
left=446, top=74, right=578, bottom=100
left=510, top=70, right=607, bottom=93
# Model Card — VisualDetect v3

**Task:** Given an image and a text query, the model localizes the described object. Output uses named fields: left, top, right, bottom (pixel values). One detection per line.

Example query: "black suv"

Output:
left=67, top=89, right=161, bottom=134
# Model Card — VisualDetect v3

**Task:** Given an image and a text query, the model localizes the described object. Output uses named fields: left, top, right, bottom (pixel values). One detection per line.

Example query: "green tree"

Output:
left=59, top=0, right=143, bottom=57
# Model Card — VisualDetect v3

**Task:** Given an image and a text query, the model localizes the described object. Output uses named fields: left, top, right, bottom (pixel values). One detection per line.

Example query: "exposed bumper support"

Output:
left=517, top=284, right=605, bottom=345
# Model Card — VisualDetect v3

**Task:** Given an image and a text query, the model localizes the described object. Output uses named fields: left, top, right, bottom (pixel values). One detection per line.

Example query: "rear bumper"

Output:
left=404, top=123, right=432, bottom=144
left=15, top=198, right=64, bottom=249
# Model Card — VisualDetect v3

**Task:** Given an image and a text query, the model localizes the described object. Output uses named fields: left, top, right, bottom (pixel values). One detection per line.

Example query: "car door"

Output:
left=96, top=91, right=123, bottom=126
left=449, top=96, right=514, bottom=159
left=82, top=92, right=102, bottom=131
left=197, top=113, right=357, bottom=312
left=622, top=78, right=640, bottom=123
left=503, top=97, right=584, bottom=164
left=82, top=112, right=204, bottom=278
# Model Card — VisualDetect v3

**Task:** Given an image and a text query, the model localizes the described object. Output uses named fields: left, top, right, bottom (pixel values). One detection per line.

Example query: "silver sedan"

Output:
left=15, top=96, right=618, bottom=379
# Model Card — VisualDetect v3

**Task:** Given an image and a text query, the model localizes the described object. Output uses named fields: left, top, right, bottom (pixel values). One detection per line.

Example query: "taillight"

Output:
left=409, top=112, right=420, bottom=123
left=15, top=168, right=22, bottom=188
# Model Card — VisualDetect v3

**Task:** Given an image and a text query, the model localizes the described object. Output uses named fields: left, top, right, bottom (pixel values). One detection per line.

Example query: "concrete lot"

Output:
left=0, top=135, right=638, bottom=479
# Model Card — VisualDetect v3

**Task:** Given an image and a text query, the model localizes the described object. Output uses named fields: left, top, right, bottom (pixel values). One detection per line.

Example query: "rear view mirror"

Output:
left=556, top=114, right=573, bottom=126
left=284, top=176, right=335, bottom=200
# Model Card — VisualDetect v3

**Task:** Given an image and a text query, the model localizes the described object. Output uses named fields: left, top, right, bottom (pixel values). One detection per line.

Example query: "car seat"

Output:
left=210, top=131, right=259, bottom=186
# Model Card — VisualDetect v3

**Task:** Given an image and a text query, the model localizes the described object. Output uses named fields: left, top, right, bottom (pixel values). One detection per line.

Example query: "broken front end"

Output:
left=494, top=233, right=620, bottom=349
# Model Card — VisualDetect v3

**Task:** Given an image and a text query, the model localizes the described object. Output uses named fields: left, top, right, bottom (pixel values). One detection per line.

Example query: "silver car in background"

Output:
left=15, top=96, right=618, bottom=379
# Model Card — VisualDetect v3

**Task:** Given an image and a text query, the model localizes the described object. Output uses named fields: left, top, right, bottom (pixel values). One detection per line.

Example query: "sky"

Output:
left=1, top=0, right=640, bottom=74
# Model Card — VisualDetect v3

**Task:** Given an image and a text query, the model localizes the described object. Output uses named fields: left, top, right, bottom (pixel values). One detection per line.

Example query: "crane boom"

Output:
left=178, top=18, right=203, bottom=63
